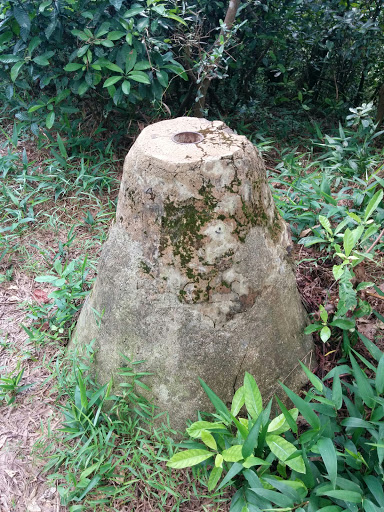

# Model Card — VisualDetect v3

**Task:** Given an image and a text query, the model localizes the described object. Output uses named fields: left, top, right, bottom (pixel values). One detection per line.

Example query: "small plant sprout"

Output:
left=0, top=362, right=34, bottom=405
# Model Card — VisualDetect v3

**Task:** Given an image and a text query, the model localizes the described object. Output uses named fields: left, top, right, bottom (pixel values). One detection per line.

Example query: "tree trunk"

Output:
left=376, top=85, right=384, bottom=128
left=193, top=0, right=241, bottom=117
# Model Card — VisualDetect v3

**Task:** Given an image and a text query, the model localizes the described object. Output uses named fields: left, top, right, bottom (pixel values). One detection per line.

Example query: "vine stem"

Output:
left=366, top=227, right=384, bottom=254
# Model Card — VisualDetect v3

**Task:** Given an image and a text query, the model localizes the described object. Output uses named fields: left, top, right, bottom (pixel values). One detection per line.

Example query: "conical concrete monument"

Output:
left=72, top=117, right=312, bottom=430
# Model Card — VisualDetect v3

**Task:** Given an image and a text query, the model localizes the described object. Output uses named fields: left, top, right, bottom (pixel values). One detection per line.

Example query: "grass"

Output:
left=32, top=343, right=231, bottom=510
left=0, top=102, right=383, bottom=511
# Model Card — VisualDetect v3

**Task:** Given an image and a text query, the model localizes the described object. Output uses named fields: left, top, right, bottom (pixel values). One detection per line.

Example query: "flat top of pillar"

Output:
left=134, top=117, right=247, bottom=164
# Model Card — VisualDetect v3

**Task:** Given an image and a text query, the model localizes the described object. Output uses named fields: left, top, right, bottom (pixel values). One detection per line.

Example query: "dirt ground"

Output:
left=0, top=272, right=66, bottom=512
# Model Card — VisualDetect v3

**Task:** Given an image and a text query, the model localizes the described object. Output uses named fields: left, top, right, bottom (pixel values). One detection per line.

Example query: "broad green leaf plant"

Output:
left=168, top=351, right=384, bottom=512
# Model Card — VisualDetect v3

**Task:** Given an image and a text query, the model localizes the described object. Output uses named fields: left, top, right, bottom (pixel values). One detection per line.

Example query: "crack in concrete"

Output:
left=233, top=347, right=248, bottom=394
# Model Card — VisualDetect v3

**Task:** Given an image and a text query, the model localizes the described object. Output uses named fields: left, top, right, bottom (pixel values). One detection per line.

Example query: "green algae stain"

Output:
left=160, top=188, right=221, bottom=304
left=160, top=181, right=220, bottom=270
left=159, top=176, right=283, bottom=303
left=269, top=210, right=283, bottom=242
left=160, top=199, right=212, bottom=268
left=140, top=261, right=151, bottom=274
left=198, top=182, right=218, bottom=210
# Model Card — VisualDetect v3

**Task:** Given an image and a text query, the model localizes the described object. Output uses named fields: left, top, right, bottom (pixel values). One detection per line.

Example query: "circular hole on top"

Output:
left=172, top=131, right=204, bottom=144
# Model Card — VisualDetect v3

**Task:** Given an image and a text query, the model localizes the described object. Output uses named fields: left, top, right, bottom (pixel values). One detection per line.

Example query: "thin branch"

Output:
left=366, top=227, right=384, bottom=254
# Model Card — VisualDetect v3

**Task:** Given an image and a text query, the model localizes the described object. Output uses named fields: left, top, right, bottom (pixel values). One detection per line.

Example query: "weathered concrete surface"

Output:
left=72, top=117, right=313, bottom=431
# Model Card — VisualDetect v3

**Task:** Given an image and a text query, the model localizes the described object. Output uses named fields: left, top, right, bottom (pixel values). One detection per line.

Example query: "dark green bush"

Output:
left=1, top=1, right=384, bottom=131
left=0, top=0, right=187, bottom=130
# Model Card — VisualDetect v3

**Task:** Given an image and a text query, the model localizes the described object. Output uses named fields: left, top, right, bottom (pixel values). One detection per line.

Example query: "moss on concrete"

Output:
left=160, top=199, right=212, bottom=267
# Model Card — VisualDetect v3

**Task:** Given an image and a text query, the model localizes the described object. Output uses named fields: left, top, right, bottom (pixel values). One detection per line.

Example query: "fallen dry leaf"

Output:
left=299, top=228, right=312, bottom=237
left=32, top=321, right=50, bottom=332
left=26, top=501, right=41, bottom=512
left=32, top=289, right=49, bottom=304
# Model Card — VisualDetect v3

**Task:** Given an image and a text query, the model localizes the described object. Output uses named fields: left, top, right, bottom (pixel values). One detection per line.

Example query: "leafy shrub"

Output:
left=315, top=103, right=384, bottom=178
left=37, top=347, right=229, bottom=509
left=41, top=346, right=154, bottom=505
left=0, top=0, right=187, bottom=129
left=168, top=349, right=384, bottom=512
left=270, top=105, right=384, bottom=240
left=300, top=189, right=383, bottom=343
left=268, top=105, right=384, bottom=353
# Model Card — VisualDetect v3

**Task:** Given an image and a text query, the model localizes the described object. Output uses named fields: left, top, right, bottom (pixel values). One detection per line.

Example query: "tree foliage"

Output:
left=0, top=0, right=384, bottom=129
left=0, top=0, right=187, bottom=129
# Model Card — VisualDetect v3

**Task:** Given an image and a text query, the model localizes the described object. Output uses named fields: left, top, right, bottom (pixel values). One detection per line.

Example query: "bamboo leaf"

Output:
left=316, top=490, right=362, bottom=503
left=217, top=462, right=243, bottom=491
left=299, top=361, right=323, bottom=392
left=364, top=475, right=384, bottom=507
left=57, top=133, right=68, bottom=159
left=279, top=381, right=320, bottom=430
left=275, top=396, right=298, bottom=434
left=376, top=355, right=384, bottom=394
left=242, top=414, right=263, bottom=459
left=77, top=371, right=89, bottom=410
left=198, top=378, right=232, bottom=422
left=331, top=374, right=342, bottom=410
left=249, top=487, right=294, bottom=508
left=349, top=352, right=375, bottom=408
left=357, top=331, right=383, bottom=362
